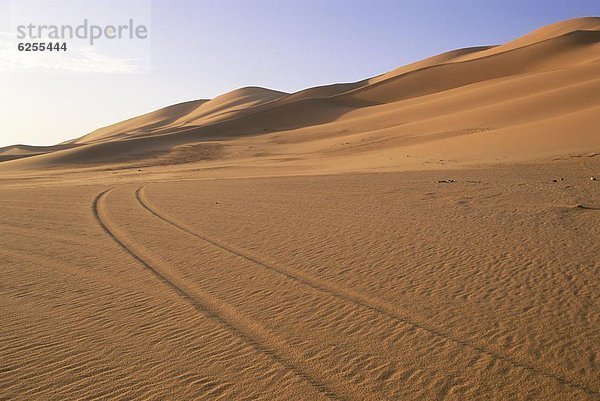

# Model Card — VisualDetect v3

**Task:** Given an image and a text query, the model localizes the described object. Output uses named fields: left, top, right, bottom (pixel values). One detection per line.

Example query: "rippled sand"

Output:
left=1, top=158, right=598, bottom=400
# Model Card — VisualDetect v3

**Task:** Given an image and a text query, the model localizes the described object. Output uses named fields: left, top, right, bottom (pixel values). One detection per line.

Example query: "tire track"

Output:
left=92, top=188, right=362, bottom=401
left=136, top=185, right=599, bottom=397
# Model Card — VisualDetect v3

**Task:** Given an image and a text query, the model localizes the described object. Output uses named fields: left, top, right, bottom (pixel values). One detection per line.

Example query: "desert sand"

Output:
left=0, top=17, right=599, bottom=400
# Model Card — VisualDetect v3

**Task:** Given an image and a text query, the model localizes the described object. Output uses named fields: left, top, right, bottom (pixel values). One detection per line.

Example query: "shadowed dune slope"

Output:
left=6, top=98, right=357, bottom=167
left=367, top=46, right=495, bottom=84
left=0, top=144, right=79, bottom=162
left=337, top=29, right=600, bottom=104
left=73, top=99, right=209, bottom=145
left=170, top=86, right=290, bottom=126
left=453, top=16, right=600, bottom=61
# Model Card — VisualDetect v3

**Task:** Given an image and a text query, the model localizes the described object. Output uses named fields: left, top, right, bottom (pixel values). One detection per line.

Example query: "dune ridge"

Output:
left=0, top=17, right=598, bottom=174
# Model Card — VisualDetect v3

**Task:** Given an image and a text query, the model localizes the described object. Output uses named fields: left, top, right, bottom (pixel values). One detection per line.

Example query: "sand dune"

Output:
left=1, top=17, right=598, bottom=172
left=453, top=16, right=600, bottom=61
left=170, top=86, right=290, bottom=127
left=0, top=17, right=599, bottom=401
left=367, top=45, right=495, bottom=84
left=337, top=29, right=600, bottom=105
left=73, top=99, right=210, bottom=145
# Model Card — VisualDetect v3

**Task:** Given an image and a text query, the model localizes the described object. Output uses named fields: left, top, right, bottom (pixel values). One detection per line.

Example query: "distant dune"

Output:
left=1, top=17, right=598, bottom=174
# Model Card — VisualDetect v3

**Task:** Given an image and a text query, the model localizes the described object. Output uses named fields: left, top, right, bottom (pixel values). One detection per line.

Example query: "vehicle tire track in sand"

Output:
left=136, top=185, right=599, bottom=397
left=92, top=188, right=362, bottom=401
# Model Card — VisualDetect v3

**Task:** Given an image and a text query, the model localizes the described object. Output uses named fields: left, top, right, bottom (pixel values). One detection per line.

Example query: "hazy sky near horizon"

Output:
left=0, top=0, right=599, bottom=147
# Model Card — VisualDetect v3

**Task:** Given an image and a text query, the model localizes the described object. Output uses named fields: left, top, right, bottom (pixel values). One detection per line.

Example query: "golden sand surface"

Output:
left=1, top=17, right=599, bottom=400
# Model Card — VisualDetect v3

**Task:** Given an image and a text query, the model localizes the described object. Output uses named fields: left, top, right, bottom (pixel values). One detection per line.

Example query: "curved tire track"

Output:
left=93, top=188, right=362, bottom=401
left=136, top=185, right=599, bottom=398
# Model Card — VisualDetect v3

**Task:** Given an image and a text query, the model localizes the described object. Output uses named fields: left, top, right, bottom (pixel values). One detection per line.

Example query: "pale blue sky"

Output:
left=1, top=0, right=598, bottom=147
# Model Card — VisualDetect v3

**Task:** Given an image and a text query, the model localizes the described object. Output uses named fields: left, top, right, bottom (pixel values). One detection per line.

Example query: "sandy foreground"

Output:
left=1, top=158, right=598, bottom=400
left=1, top=17, right=599, bottom=400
